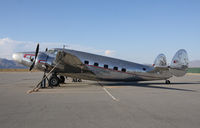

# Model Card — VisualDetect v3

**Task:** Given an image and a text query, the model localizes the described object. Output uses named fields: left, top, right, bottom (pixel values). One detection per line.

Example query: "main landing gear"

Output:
left=40, top=74, right=82, bottom=88
left=48, top=74, right=67, bottom=87
left=49, top=75, right=60, bottom=87
left=165, top=80, right=171, bottom=84
left=40, top=73, right=66, bottom=88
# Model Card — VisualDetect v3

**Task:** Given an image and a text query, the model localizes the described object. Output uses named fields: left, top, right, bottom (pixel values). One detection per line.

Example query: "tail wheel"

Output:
left=49, top=75, right=60, bottom=87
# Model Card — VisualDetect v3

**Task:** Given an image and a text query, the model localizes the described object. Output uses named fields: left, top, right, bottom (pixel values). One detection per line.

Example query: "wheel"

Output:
left=49, top=75, right=60, bottom=87
left=165, top=80, right=170, bottom=84
left=59, top=76, right=65, bottom=83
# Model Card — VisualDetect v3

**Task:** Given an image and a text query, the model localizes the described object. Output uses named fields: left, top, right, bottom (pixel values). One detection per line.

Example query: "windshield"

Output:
left=46, top=49, right=58, bottom=55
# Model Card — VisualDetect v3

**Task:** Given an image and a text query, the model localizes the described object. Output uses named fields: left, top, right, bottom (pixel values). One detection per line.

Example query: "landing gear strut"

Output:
left=165, top=80, right=171, bottom=84
left=40, top=73, right=47, bottom=88
left=59, top=76, right=65, bottom=83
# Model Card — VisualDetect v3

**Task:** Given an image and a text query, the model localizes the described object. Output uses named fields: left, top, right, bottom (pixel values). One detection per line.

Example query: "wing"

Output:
left=53, top=50, right=93, bottom=74
left=55, top=50, right=83, bottom=66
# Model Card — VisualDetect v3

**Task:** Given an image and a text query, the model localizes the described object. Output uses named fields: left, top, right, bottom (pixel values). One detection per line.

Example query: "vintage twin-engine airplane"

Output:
left=12, top=44, right=189, bottom=87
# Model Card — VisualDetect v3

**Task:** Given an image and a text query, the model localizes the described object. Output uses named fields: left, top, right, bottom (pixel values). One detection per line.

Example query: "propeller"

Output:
left=29, top=43, right=39, bottom=71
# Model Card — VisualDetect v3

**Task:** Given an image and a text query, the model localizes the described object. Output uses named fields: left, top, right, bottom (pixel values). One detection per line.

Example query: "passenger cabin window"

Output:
left=94, top=62, right=99, bottom=67
left=104, top=64, right=108, bottom=69
left=113, top=67, right=118, bottom=70
left=84, top=60, right=89, bottom=65
left=122, top=68, right=126, bottom=72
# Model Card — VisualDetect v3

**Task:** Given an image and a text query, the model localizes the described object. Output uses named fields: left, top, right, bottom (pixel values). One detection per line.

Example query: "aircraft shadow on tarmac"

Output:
left=94, top=82, right=200, bottom=92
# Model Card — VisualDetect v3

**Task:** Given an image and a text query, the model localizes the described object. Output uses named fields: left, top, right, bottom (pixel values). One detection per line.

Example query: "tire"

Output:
left=59, top=76, right=65, bottom=83
left=49, top=75, right=60, bottom=87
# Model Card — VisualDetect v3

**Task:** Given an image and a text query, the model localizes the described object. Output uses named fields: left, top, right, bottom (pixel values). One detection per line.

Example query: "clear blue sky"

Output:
left=0, top=0, right=199, bottom=63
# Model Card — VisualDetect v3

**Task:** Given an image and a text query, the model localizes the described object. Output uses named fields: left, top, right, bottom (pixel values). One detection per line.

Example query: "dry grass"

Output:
left=187, top=73, right=200, bottom=75
left=0, top=69, right=40, bottom=72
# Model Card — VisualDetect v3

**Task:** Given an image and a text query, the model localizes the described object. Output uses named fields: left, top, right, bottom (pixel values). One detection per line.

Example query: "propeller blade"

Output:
left=29, top=43, right=40, bottom=71
left=29, top=60, right=35, bottom=71
left=35, top=43, right=39, bottom=58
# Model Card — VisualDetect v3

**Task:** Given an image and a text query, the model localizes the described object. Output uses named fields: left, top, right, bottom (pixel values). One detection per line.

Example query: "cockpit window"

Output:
left=46, top=50, right=51, bottom=53
left=47, top=49, right=58, bottom=55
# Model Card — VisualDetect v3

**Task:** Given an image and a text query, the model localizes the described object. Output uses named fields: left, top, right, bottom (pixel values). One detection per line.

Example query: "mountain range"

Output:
left=189, top=60, right=200, bottom=68
left=0, top=58, right=27, bottom=69
left=0, top=58, right=200, bottom=69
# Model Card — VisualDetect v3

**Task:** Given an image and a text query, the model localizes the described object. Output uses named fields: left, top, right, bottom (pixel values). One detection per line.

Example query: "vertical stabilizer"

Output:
left=170, top=49, right=189, bottom=77
left=153, top=54, right=167, bottom=67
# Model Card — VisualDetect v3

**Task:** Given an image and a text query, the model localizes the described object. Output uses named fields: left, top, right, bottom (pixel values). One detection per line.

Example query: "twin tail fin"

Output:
left=153, top=49, right=189, bottom=77
left=169, top=49, right=189, bottom=77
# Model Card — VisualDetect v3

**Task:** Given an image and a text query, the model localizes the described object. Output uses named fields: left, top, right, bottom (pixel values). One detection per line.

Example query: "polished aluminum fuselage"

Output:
left=13, top=49, right=173, bottom=82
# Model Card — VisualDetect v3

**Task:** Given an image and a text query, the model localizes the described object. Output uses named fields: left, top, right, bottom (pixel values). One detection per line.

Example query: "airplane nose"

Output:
left=12, top=52, right=23, bottom=63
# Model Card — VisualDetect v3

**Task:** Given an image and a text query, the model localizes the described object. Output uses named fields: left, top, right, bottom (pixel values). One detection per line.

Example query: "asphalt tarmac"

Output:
left=0, top=72, right=200, bottom=128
